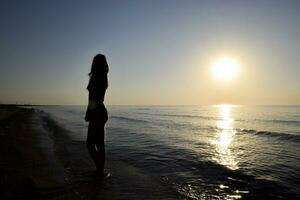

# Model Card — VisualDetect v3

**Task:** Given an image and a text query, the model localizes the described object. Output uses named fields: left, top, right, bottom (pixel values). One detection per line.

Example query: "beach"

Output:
left=0, top=105, right=178, bottom=200
left=0, top=105, right=74, bottom=199
left=0, top=105, right=299, bottom=200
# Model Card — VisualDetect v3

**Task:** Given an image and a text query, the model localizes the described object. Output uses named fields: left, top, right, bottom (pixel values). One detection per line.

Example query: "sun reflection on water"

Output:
left=212, top=105, right=238, bottom=170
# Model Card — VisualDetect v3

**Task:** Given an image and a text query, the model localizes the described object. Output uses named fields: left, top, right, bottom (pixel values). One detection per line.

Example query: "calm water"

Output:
left=35, top=105, right=300, bottom=199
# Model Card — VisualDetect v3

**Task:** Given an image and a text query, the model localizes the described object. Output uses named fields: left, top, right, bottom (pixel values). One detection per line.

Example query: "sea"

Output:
left=34, top=105, right=300, bottom=200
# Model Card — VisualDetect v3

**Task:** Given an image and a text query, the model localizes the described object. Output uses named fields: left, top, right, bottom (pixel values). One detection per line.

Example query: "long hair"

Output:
left=87, top=54, right=109, bottom=91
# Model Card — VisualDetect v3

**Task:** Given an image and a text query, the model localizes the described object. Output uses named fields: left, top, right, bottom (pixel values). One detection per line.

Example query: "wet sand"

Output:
left=0, top=105, right=80, bottom=199
left=0, top=105, right=178, bottom=200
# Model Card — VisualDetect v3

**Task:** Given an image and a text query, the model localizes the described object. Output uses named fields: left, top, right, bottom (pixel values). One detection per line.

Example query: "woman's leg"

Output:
left=86, top=121, right=106, bottom=174
left=86, top=122, right=98, bottom=169
left=94, top=123, right=105, bottom=173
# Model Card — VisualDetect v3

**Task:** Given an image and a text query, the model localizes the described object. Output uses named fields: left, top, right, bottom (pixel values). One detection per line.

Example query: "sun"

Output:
left=212, top=57, right=239, bottom=81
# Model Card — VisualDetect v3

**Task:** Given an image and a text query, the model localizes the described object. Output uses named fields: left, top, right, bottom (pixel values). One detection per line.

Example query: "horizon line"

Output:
left=1, top=103, right=300, bottom=107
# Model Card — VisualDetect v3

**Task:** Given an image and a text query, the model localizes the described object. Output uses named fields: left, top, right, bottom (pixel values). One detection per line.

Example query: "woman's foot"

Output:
left=95, top=170, right=110, bottom=179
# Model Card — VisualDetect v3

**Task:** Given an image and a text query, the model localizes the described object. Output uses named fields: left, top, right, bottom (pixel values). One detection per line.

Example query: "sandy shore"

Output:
left=0, top=105, right=82, bottom=199
left=0, top=105, right=178, bottom=200
left=0, top=105, right=114, bottom=199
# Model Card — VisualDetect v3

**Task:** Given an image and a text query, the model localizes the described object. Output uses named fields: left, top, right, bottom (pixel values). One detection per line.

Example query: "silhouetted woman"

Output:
left=85, top=54, right=109, bottom=177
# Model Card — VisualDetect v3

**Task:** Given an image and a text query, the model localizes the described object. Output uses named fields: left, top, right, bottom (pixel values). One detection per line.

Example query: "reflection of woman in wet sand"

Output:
left=85, top=54, right=109, bottom=177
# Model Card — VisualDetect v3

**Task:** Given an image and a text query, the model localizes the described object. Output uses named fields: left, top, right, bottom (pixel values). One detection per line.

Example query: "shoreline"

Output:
left=0, top=105, right=83, bottom=199
left=35, top=107, right=180, bottom=200
left=0, top=105, right=179, bottom=200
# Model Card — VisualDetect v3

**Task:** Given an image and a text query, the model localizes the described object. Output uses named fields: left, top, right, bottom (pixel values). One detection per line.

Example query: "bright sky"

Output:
left=0, top=0, right=299, bottom=105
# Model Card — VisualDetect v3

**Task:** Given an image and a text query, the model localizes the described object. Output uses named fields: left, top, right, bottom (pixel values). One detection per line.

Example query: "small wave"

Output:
left=110, top=116, right=149, bottom=123
left=251, top=119, right=300, bottom=125
left=238, top=129, right=300, bottom=142
left=268, top=119, right=300, bottom=125
left=34, top=109, right=72, bottom=137
left=134, top=107, right=152, bottom=110
left=66, top=109, right=76, bottom=114
left=155, top=113, right=216, bottom=120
